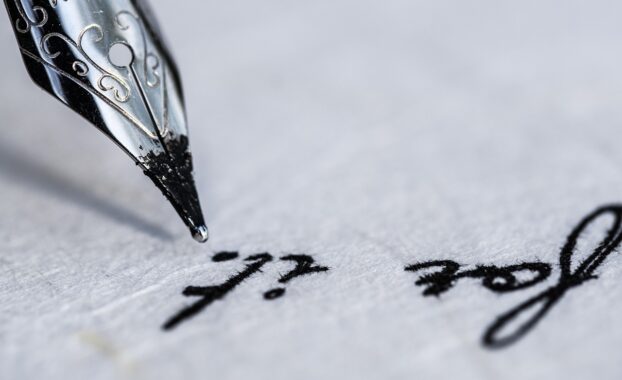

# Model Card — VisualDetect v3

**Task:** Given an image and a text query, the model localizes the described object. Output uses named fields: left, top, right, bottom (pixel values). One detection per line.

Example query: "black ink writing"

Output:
left=484, top=205, right=622, bottom=348
left=212, top=251, right=239, bottom=262
left=263, top=255, right=330, bottom=300
left=163, top=253, right=273, bottom=330
left=163, top=252, right=330, bottom=330
left=406, top=260, right=551, bottom=297
left=406, top=205, right=622, bottom=349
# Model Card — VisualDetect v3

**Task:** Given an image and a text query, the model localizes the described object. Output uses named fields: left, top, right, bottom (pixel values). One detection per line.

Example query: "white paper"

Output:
left=1, top=1, right=622, bottom=379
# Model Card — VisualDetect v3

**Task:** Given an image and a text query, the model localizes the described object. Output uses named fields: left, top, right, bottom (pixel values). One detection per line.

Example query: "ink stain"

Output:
left=264, top=288, right=286, bottom=300
left=212, top=252, right=239, bottom=262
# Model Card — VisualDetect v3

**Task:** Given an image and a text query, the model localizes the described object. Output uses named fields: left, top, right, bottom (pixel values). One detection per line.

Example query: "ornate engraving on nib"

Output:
left=8, top=0, right=173, bottom=140
left=4, top=0, right=207, bottom=242
left=13, top=0, right=47, bottom=32
left=41, top=24, right=132, bottom=103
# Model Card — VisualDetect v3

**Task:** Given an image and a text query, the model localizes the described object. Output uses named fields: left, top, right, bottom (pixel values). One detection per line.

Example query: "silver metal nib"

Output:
left=3, top=0, right=208, bottom=242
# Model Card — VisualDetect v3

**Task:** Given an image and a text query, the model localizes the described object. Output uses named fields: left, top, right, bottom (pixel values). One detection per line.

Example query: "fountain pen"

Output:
left=3, top=0, right=208, bottom=242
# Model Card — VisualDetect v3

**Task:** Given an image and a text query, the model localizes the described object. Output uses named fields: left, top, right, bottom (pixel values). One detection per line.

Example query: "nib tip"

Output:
left=191, top=225, right=209, bottom=243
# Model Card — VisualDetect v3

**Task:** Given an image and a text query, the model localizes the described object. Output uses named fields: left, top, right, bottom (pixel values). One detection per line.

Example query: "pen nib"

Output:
left=4, top=0, right=209, bottom=242
left=142, top=135, right=208, bottom=243
left=192, top=226, right=209, bottom=243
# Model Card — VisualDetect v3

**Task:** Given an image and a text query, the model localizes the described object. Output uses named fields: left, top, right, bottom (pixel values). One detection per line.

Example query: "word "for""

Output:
left=406, top=205, right=622, bottom=349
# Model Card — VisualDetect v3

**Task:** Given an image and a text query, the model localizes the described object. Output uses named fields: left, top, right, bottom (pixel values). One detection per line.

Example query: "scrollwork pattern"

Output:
left=10, top=1, right=170, bottom=140
left=115, top=10, right=161, bottom=88
left=49, top=0, right=68, bottom=7
left=13, top=0, right=48, bottom=33
left=42, top=24, right=131, bottom=103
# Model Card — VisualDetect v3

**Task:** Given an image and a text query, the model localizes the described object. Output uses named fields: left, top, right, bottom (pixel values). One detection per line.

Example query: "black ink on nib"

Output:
left=141, top=135, right=208, bottom=243
left=4, top=0, right=206, bottom=243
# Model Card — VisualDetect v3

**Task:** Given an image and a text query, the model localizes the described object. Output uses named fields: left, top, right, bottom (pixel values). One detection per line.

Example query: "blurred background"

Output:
left=1, top=1, right=622, bottom=379
left=3, top=1, right=622, bottom=243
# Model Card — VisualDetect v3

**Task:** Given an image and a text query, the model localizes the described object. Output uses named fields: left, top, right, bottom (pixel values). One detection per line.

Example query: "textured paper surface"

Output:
left=1, top=1, right=622, bottom=379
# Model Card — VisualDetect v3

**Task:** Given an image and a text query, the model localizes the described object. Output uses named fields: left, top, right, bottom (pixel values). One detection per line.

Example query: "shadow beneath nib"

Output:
left=0, top=141, right=174, bottom=241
